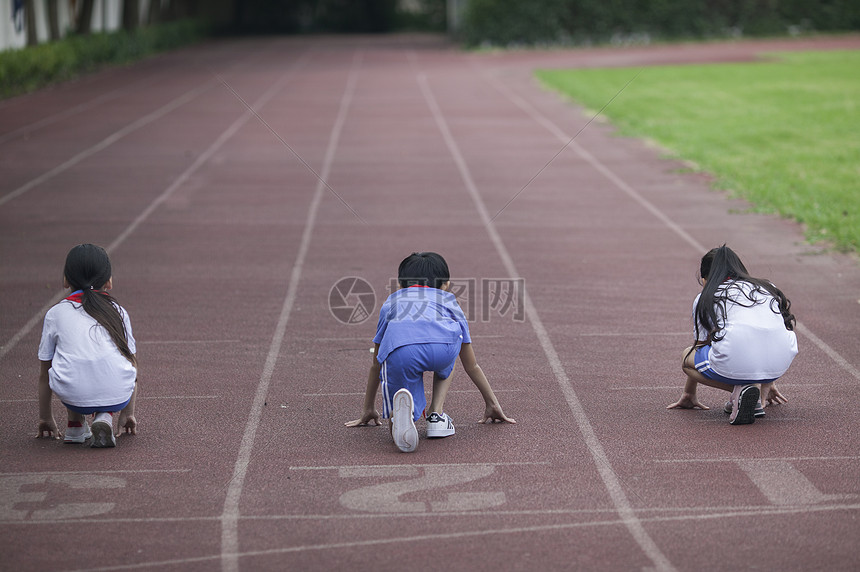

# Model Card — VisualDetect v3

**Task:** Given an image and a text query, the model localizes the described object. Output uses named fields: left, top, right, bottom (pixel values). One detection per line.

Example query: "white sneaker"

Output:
left=64, top=422, right=92, bottom=444
left=426, top=412, right=455, bottom=438
left=391, top=389, right=418, bottom=453
left=90, top=412, right=116, bottom=448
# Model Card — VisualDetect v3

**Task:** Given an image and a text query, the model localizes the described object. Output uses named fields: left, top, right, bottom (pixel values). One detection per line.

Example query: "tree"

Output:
left=47, top=0, right=61, bottom=40
left=76, top=0, right=95, bottom=34
left=147, top=0, right=161, bottom=24
left=123, top=0, right=140, bottom=31
left=24, top=0, right=38, bottom=46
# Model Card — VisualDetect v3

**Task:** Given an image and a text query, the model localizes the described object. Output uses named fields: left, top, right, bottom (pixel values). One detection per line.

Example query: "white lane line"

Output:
left=414, top=69, right=676, bottom=572
left=0, top=41, right=277, bottom=205
left=610, top=382, right=822, bottom=391
left=289, top=461, right=549, bottom=470
left=0, top=53, right=311, bottom=364
left=313, top=334, right=505, bottom=342
left=795, top=322, right=860, bottom=381
left=1, top=395, right=218, bottom=403
left=301, top=388, right=522, bottom=397
left=577, top=332, right=689, bottom=337
left=64, top=502, right=860, bottom=571
left=218, top=52, right=362, bottom=572
left=0, top=80, right=216, bottom=207
left=0, top=41, right=247, bottom=146
left=0, top=76, right=157, bottom=147
left=655, top=455, right=860, bottom=463
left=0, top=469, right=189, bottom=476
left=484, top=75, right=860, bottom=384
left=10, top=501, right=860, bottom=528
left=137, top=340, right=242, bottom=345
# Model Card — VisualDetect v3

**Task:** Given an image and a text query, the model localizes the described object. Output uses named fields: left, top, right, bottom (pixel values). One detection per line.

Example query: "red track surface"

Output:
left=2, top=34, right=859, bottom=571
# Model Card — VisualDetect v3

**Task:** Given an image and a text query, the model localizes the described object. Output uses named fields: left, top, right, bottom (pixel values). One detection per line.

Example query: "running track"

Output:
left=2, top=34, right=859, bottom=571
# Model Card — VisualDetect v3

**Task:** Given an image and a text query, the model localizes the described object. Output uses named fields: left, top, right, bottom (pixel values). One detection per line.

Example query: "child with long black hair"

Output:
left=36, top=244, right=138, bottom=447
left=668, top=245, right=797, bottom=424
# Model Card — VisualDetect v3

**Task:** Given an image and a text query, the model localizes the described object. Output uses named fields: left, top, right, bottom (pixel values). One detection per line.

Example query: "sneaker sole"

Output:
left=90, top=420, right=116, bottom=448
left=63, top=431, right=92, bottom=444
left=392, top=390, right=418, bottom=453
left=724, top=401, right=766, bottom=418
left=730, top=386, right=759, bottom=425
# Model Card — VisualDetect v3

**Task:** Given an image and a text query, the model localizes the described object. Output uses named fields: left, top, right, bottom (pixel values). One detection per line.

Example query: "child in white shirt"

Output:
left=37, top=244, right=138, bottom=447
left=668, top=245, right=797, bottom=425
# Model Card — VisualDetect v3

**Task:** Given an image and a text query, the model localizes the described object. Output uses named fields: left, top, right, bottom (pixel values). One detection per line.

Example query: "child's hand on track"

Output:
left=667, top=395, right=710, bottom=410
left=761, top=382, right=788, bottom=407
left=117, top=413, right=137, bottom=436
left=345, top=410, right=381, bottom=427
left=480, top=403, right=516, bottom=424
left=36, top=419, right=61, bottom=439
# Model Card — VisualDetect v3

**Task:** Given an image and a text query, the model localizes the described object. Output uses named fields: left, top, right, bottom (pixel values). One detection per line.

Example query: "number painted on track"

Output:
left=338, top=465, right=506, bottom=513
left=0, top=474, right=125, bottom=520
left=736, top=460, right=856, bottom=505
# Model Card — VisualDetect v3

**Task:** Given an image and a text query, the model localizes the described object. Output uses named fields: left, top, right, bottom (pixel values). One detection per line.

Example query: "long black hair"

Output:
left=694, top=245, right=795, bottom=345
left=398, top=252, right=450, bottom=289
left=64, top=244, right=136, bottom=366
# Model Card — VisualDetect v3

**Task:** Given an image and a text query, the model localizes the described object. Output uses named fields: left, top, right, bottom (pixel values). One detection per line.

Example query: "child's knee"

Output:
left=681, top=347, right=696, bottom=369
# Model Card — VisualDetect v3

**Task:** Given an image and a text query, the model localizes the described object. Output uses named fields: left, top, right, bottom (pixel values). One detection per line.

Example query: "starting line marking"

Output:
left=0, top=395, right=218, bottom=403
left=655, top=455, right=860, bottom=463
left=7, top=501, right=859, bottom=527
left=137, top=340, right=242, bottom=345
left=610, top=382, right=823, bottom=391
left=58, top=502, right=860, bottom=572
left=0, top=469, right=190, bottom=476
left=301, top=388, right=521, bottom=397
left=289, top=461, right=549, bottom=470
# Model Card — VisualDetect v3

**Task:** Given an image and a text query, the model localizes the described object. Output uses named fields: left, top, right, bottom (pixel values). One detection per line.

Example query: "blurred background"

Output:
left=3, top=0, right=858, bottom=51
left=1, top=0, right=858, bottom=98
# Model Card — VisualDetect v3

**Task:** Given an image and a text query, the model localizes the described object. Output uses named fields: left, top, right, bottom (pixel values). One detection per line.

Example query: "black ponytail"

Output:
left=694, top=245, right=795, bottom=345
left=64, top=244, right=137, bottom=366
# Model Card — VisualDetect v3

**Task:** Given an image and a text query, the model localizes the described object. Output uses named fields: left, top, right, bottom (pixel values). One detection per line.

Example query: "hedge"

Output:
left=460, top=0, right=860, bottom=47
left=0, top=19, right=208, bottom=99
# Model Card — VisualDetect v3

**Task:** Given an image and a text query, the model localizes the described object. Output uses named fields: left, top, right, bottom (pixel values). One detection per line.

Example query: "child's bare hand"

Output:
left=480, top=403, right=516, bottom=424
left=667, top=395, right=710, bottom=410
left=761, top=383, right=788, bottom=407
left=36, top=419, right=61, bottom=439
left=117, top=413, right=137, bottom=436
left=345, top=410, right=381, bottom=427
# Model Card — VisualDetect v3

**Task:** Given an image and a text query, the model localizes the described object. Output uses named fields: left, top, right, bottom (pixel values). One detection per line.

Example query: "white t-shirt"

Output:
left=694, top=281, right=798, bottom=380
left=38, top=300, right=137, bottom=407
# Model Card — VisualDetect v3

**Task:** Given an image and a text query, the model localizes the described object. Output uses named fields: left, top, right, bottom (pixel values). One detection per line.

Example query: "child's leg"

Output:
left=669, top=347, right=734, bottom=409
left=66, top=409, right=86, bottom=426
left=428, top=371, right=453, bottom=415
left=427, top=342, right=460, bottom=415
left=681, top=347, right=734, bottom=391
left=62, top=406, right=92, bottom=443
left=380, top=349, right=427, bottom=421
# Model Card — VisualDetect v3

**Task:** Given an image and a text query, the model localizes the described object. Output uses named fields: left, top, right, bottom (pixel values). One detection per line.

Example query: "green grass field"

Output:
left=536, top=50, right=860, bottom=253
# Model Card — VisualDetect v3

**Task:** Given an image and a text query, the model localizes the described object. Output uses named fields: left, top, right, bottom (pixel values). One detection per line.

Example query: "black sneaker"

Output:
left=724, top=400, right=766, bottom=418
left=729, top=385, right=760, bottom=425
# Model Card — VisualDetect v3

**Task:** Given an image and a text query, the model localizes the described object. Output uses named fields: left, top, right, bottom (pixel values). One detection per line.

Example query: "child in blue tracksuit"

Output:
left=346, top=252, right=515, bottom=452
